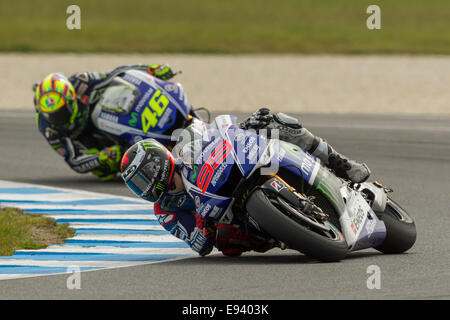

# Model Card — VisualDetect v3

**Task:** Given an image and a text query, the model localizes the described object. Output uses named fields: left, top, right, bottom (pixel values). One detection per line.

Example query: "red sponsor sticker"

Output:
left=270, top=180, right=284, bottom=192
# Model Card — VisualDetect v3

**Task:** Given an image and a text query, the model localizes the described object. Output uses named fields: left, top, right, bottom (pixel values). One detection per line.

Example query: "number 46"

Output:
left=141, top=90, right=169, bottom=133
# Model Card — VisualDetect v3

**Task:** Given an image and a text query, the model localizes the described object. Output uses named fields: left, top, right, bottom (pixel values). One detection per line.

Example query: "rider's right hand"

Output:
left=147, top=64, right=175, bottom=81
left=98, top=146, right=122, bottom=173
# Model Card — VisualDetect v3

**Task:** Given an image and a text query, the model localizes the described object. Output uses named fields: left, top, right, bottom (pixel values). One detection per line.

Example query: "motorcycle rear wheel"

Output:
left=245, top=189, right=348, bottom=262
left=374, top=199, right=417, bottom=254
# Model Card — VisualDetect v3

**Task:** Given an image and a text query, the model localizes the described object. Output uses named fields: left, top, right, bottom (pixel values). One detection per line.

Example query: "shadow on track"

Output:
left=168, top=250, right=389, bottom=266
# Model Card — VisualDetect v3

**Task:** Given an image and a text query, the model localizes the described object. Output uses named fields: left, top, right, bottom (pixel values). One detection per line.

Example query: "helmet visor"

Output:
left=126, top=172, right=151, bottom=198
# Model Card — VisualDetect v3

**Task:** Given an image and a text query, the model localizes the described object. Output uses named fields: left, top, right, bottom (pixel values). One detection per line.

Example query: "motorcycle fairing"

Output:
left=91, top=70, right=192, bottom=145
left=338, top=185, right=387, bottom=251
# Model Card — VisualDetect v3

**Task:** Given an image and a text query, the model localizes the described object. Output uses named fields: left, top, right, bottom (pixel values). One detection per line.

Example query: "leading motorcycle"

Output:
left=173, top=115, right=417, bottom=262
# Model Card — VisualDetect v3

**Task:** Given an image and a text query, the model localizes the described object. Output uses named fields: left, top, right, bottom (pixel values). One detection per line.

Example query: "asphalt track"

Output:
left=0, top=110, right=449, bottom=300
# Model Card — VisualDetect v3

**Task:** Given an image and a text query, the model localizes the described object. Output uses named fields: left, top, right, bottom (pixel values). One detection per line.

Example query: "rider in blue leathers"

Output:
left=33, top=64, right=178, bottom=181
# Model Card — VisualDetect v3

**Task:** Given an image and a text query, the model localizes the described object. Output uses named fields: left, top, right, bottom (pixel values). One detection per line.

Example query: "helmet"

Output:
left=34, top=73, right=78, bottom=127
left=120, top=139, right=176, bottom=202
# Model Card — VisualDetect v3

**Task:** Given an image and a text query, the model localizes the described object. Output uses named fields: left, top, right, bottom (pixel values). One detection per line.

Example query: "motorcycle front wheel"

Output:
left=245, top=189, right=348, bottom=262
left=374, top=199, right=417, bottom=254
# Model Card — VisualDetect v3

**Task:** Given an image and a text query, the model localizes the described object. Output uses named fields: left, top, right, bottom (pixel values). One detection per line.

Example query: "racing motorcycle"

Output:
left=89, top=69, right=209, bottom=148
left=173, top=115, right=417, bottom=262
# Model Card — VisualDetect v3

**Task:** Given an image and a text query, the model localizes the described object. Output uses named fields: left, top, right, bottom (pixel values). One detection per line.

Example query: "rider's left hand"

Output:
left=98, top=146, right=122, bottom=173
left=190, top=213, right=216, bottom=256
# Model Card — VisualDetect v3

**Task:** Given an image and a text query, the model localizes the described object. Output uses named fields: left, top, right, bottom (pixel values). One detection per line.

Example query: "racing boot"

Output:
left=240, top=108, right=371, bottom=183
left=322, top=144, right=371, bottom=183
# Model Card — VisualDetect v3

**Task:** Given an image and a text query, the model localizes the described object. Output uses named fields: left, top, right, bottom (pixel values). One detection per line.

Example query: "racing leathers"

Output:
left=34, top=64, right=176, bottom=180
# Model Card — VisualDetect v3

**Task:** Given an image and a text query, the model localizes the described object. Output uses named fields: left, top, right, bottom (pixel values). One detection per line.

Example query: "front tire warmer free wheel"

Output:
left=374, top=199, right=417, bottom=254
left=245, top=189, right=348, bottom=262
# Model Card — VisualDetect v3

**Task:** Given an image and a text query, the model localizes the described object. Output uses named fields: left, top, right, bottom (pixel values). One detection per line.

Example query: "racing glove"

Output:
left=190, top=213, right=216, bottom=256
left=239, top=107, right=273, bottom=130
left=147, top=64, right=176, bottom=81
left=91, top=146, right=122, bottom=181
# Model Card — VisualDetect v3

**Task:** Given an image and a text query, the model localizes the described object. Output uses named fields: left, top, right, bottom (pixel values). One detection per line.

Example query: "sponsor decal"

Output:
left=134, top=88, right=153, bottom=113
left=157, top=107, right=172, bottom=129
left=243, top=136, right=256, bottom=153
left=123, top=164, right=137, bottom=180
left=156, top=212, right=175, bottom=226
left=122, top=74, right=142, bottom=87
left=211, top=162, right=228, bottom=187
left=351, top=206, right=366, bottom=235
left=99, top=112, right=119, bottom=123
left=270, top=179, right=285, bottom=192
left=300, top=152, right=315, bottom=178
left=128, top=112, right=139, bottom=127
left=199, top=203, right=212, bottom=217
left=195, top=136, right=219, bottom=164
left=189, top=165, right=199, bottom=183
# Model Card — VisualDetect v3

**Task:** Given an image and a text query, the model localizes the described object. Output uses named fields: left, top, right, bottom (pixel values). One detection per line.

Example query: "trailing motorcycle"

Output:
left=89, top=69, right=208, bottom=147
left=173, top=115, right=417, bottom=262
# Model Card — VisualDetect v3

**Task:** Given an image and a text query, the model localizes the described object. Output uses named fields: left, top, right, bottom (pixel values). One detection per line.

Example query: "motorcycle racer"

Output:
left=120, top=111, right=371, bottom=257
left=120, top=138, right=278, bottom=257
left=33, top=64, right=178, bottom=181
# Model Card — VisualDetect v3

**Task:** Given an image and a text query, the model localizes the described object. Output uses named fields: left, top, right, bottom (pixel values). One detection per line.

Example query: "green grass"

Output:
left=0, top=208, right=75, bottom=256
left=0, top=0, right=449, bottom=54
